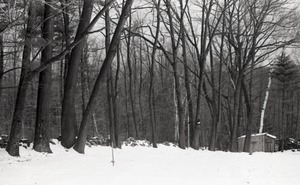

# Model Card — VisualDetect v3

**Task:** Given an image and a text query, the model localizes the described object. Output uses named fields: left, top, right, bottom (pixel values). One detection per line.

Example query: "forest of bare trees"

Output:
left=0, top=0, right=300, bottom=156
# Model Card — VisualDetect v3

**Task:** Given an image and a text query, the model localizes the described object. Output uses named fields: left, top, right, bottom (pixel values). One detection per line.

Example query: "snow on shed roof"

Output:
left=238, top=133, right=276, bottom=139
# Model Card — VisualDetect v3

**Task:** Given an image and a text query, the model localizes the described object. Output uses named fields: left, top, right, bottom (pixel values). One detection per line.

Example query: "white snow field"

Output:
left=0, top=141, right=299, bottom=185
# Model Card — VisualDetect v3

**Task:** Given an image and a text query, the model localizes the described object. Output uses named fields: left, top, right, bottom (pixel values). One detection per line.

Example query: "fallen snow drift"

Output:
left=1, top=142, right=299, bottom=185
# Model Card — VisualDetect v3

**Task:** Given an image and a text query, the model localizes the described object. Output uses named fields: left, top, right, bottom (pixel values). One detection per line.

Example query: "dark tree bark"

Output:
left=6, top=0, right=36, bottom=156
left=165, top=0, right=185, bottom=149
left=105, top=1, right=117, bottom=148
left=122, top=47, right=131, bottom=138
left=61, top=0, right=94, bottom=148
left=243, top=46, right=256, bottom=153
left=207, top=46, right=218, bottom=151
left=80, top=44, right=88, bottom=134
left=107, top=65, right=116, bottom=147
left=281, top=87, right=285, bottom=151
left=296, top=94, right=300, bottom=148
left=207, top=0, right=226, bottom=151
left=73, top=0, right=134, bottom=154
left=13, top=33, right=18, bottom=100
left=0, top=33, right=3, bottom=121
left=127, top=10, right=139, bottom=139
left=184, top=0, right=221, bottom=150
left=138, top=38, right=145, bottom=139
left=113, top=43, right=121, bottom=148
left=80, top=48, right=87, bottom=118
left=226, top=1, right=244, bottom=152
left=230, top=72, right=243, bottom=152
left=147, top=0, right=161, bottom=148
left=216, top=9, right=225, bottom=151
left=242, top=78, right=252, bottom=152
left=33, top=0, right=54, bottom=153
left=193, top=0, right=214, bottom=143
left=179, top=0, right=193, bottom=147
left=60, top=0, right=71, bottom=82
left=59, top=0, right=71, bottom=107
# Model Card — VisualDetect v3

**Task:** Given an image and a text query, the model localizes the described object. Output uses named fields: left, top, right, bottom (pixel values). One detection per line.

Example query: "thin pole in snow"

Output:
left=111, top=141, right=115, bottom=166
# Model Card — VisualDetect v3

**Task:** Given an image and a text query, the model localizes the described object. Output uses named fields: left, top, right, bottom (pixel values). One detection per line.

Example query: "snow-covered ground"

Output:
left=0, top=141, right=299, bottom=185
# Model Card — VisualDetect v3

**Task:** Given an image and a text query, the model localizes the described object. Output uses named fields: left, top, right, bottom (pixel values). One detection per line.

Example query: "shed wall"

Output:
left=265, top=136, right=275, bottom=152
left=238, top=134, right=276, bottom=152
left=250, top=136, right=264, bottom=152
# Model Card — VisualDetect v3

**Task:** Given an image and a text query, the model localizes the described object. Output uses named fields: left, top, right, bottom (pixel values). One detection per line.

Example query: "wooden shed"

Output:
left=238, top=133, right=276, bottom=152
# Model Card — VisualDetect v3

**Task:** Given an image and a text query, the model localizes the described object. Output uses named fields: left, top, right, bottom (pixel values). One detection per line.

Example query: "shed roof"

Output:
left=238, top=133, right=276, bottom=139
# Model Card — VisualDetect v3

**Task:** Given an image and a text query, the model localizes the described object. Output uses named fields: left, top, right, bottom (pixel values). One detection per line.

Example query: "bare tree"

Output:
left=163, top=0, right=186, bottom=148
left=148, top=0, right=161, bottom=148
left=6, top=0, right=36, bottom=156
left=105, top=0, right=118, bottom=148
left=126, top=7, right=139, bottom=139
left=74, top=0, right=134, bottom=154
left=61, top=0, right=94, bottom=148
left=184, top=0, right=224, bottom=150
left=0, top=33, right=3, bottom=122
left=59, top=0, right=71, bottom=103
left=33, top=0, right=54, bottom=153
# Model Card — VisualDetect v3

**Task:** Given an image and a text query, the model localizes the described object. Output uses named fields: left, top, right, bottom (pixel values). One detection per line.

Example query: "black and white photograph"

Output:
left=0, top=0, right=300, bottom=184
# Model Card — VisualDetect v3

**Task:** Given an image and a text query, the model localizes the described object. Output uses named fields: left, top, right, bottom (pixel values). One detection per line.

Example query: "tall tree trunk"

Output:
left=215, top=0, right=225, bottom=151
left=80, top=45, right=90, bottom=137
left=80, top=50, right=86, bottom=119
left=191, top=0, right=216, bottom=150
left=138, top=38, right=145, bottom=138
left=296, top=94, right=300, bottom=150
left=0, top=33, right=3, bottom=122
left=127, top=11, right=139, bottom=139
left=105, top=2, right=117, bottom=148
left=179, top=0, right=193, bottom=147
left=230, top=74, right=243, bottom=152
left=226, top=0, right=244, bottom=152
left=281, top=86, right=285, bottom=152
left=165, top=0, right=185, bottom=149
left=149, top=59, right=157, bottom=148
left=173, top=38, right=185, bottom=148
left=60, top=0, right=71, bottom=82
left=288, top=92, right=295, bottom=138
left=61, top=0, right=94, bottom=148
left=208, top=46, right=218, bottom=151
left=33, top=0, right=54, bottom=153
left=6, top=0, right=35, bottom=156
left=174, top=79, right=179, bottom=142
left=107, top=65, right=116, bottom=147
left=243, top=34, right=258, bottom=153
left=259, top=68, right=272, bottom=133
left=59, top=0, right=71, bottom=113
left=229, top=26, right=244, bottom=152
left=148, top=0, right=161, bottom=148
left=13, top=32, right=18, bottom=100
left=242, top=78, right=252, bottom=152
left=113, top=43, right=121, bottom=148
left=73, top=0, right=134, bottom=153
left=122, top=50, right=130, bottom=138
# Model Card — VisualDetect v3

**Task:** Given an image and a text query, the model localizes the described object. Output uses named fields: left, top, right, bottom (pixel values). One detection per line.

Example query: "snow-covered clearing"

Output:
left=0, top=141, right=299, bottom=185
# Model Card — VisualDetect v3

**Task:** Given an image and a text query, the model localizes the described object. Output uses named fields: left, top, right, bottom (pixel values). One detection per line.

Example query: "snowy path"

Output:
left=1, top=143, right=299, bottom=185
